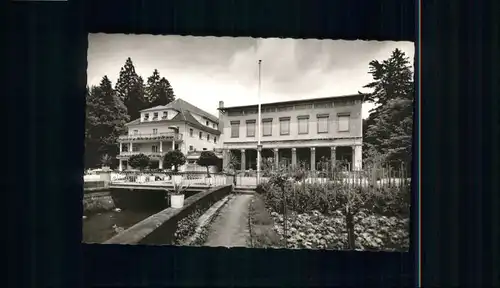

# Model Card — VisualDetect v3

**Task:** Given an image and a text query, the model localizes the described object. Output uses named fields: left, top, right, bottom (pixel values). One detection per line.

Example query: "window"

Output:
left=162, top=111, right=168, bottom=119
left=338, top=114, right=350, bottom=132
left=317, top=114, right=329, bottom=133
left=279, top=117, right=290, bottom=135
left=314, top=102, right=333, bottom=109
left=132, top=144, right=139, bottom=152
left=206, top=121, right=209, bottom=126
left=207, top=134, right=210, bottom=141
left=152, top=145, right=158, bottom=152
left=203, top=148, right=207, bottom=151
left=295, top=104, right=313, bottom=110
left=262, top=119, right=272, bottom=136
left=143, top=113, right=149, bottom=120
left=297, top=115, right=309, bottom=134
left=189, top=128, right=194, bottom=137
left=277, top=106, right=293, bottom=112
left=246, top=120, right=256, bottom=137
left=133, top=129, right=138, bottom=135
left=212, top=123, right=216, bottom=128
left=189, top=145, right=194, bottom=151
left=214, top=137, right=217, bottom=143
left=230, top=121, right=240, bottom=138
left=121, top=144, right=128, bottom=152
left=199, top=132, right=203, bottom=139
left=152, top=128, right=158, bottom=135
left=153, top=112, right=158, bottom=120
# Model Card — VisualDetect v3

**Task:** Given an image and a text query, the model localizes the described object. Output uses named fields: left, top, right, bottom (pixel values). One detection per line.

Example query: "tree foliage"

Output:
left=163, top=150, right=187, bottom=172
left=145, top=69, right=176, bottom=108
left=85, top=76, right=129, bottom=169
left=115, top=57, right=146, bottom=120
left=128, top=153, right=151, bottom=170
left=360, top=48, right=414, bottom=166
left=197, top=151, right=219, bottom=177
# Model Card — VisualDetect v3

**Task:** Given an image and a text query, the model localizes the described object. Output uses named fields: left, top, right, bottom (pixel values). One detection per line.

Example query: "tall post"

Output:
left=310, top=147, right=316, bottom=171
left=330, top=146, right=336, bottom=170
left=256, top=60, right=262, bottom=184
left=291, top=148, right=297, bottom=169
left=241, top=149, right=246, bottom=171
left=274, top=148, right=279, bottom=169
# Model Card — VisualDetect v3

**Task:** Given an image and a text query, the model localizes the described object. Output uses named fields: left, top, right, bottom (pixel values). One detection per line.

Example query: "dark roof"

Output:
left=171, top=108, right=221, bottom=135
left=157, top=98, right=219, bottom=123
left=127, top=100, right=221, bottom=135
left=218, top=94, right=363, bottom=111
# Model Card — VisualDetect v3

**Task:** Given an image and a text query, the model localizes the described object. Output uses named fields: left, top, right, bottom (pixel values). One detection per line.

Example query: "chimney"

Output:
left=218, top=101, right=224, bottom=108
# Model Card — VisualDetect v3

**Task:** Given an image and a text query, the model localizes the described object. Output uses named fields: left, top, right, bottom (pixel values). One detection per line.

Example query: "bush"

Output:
left=257, top=172, right=411, bottom=250
left=197, top=151, right=218, bottom=177
left=128, top=153, right=150, bottom=170
left=163, top=150, right=186, bottom=172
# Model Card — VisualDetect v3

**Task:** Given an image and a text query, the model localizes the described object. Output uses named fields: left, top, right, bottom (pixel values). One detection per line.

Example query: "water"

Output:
left=82, top=209, right=159, bottom=243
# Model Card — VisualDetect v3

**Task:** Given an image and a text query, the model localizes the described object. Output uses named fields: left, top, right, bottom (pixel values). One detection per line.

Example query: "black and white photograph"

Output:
left=83, top=34, right=414, bottom=251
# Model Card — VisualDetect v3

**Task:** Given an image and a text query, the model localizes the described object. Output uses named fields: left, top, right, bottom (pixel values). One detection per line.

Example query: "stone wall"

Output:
left=83, top=191, right=115, bottom=214
left=104, top=184, right=233, bottom=245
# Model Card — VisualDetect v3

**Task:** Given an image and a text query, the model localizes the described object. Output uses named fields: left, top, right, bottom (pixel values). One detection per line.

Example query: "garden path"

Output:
left=204, top=194, right=254, bottom=247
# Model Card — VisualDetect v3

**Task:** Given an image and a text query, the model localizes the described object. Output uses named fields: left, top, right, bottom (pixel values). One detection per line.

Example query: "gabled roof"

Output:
left=140, top=105, right=167, bottom=112
left=127, top=99, right=221, bottom=135
left=140, top=98, right=219, bottom=124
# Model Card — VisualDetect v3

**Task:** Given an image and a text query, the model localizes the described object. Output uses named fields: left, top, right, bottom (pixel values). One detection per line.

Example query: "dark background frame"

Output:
left=7, top=0, right=499, bottom=286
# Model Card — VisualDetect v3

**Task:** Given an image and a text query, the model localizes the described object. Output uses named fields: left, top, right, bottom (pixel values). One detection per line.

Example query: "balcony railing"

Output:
left=117, top=151, right=164, bottom=158
left=187, top=148, right=224, bottom=155
left=118, top=132, right=182, bottom=142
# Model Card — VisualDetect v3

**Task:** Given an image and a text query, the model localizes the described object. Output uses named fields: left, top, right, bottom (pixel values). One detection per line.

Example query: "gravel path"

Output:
left=204, top=194, right=254, bottom=247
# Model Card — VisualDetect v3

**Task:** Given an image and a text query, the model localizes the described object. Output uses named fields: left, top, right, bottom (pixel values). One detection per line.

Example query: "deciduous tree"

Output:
left=197, top=151, right=219, bottom=177
left=85, top=76, right=129, bottom=168
left=163, top=150, right=186, bottom=172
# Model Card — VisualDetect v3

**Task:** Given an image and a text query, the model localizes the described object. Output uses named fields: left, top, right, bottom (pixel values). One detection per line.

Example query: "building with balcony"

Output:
left=217, top=95, right=363, bottom=171
left=117, top=98, right=222, bottom=171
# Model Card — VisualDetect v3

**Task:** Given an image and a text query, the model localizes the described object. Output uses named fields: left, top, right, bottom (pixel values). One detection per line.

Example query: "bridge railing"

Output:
left=111, top=170, right=234, bottom=187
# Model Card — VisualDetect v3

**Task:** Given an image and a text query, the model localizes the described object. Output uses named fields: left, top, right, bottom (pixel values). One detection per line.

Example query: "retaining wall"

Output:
left=104, top=184, right=233, bottom=245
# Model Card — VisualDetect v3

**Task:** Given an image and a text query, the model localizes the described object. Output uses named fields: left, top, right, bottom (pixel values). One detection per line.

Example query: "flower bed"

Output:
left=269, top=209, right=409, bottom=251
left=257, top=171, right=411, bottom=251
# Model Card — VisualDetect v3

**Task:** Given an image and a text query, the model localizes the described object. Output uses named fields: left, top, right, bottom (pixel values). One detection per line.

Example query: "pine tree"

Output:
left=145, top=69, right=176, bottom=108
left=115, top=57, right=146, bottom=120
left=361, top=49, right=414, bottom=166
left=85, top=76, right=130, bottom=168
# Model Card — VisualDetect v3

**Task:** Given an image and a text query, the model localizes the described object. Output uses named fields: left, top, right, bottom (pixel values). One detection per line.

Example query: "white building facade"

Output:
left=116, top=99, right=222, bottom=171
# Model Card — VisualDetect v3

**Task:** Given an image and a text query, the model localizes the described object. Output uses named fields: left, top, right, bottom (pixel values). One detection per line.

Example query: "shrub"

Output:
left=163, top=150, right=186, bottom=172
left=197, top=151, right=218, bottom=178
left=258, top=167, right=411, bottom=250
left=128, top=153, right=150, bottom=170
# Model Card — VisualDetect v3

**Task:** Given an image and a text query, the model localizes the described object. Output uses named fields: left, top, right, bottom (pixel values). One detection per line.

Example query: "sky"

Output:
left=88, top=34, right=414, bottom=119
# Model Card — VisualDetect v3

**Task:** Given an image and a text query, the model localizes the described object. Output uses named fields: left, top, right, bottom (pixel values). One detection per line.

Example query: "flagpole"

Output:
left=256, top=60, right=262, bottom=185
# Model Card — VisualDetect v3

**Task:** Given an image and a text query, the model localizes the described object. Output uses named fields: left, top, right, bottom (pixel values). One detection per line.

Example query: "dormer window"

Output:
left=162, top=111, right=168, bottom=119
left=212, top=123, right=216, bottom=129
left=143, top=113, right=149, bottom=121
left=153, top=112, right=158, bottom=120
left=206, top=121, right=209, bottom=126
left=207, top=134, right=210, bottom=141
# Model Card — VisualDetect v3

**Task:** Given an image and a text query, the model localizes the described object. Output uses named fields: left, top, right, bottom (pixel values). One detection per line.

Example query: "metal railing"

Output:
left=234, top=164, right=411, bottom=188
left=117, top=151, right=165, bottom=158
left=110, top=170, right=233, bottom=187
left=118, top=132, right=183, bottom=142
